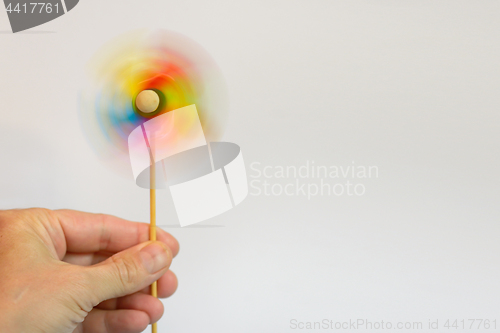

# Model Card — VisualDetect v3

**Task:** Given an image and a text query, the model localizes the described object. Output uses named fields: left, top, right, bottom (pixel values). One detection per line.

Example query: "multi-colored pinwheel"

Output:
left=80, top=29, right=228, bottom=178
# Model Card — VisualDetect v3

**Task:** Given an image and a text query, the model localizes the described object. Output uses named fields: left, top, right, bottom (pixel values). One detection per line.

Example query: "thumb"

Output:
left=83, top=241, right=172, bottom=303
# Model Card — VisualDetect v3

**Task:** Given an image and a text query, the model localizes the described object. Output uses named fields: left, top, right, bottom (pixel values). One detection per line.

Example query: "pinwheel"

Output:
left=79, top=29, right=248, bottom=332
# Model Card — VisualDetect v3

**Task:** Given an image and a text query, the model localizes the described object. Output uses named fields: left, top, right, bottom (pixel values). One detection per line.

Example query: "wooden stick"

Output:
left=150, top=157, right=158, bottom=333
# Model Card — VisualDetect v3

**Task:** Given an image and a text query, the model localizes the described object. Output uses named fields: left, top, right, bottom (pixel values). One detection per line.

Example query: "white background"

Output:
left=1, top=1, right=499, bottom=332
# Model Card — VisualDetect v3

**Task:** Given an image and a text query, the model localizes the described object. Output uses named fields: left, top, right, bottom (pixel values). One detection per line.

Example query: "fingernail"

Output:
left=139, top=242, right=170, bottom=274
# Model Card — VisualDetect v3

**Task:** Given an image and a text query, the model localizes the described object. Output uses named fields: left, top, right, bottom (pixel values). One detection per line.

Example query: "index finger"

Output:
left=55, top=210, right=179, bottom=256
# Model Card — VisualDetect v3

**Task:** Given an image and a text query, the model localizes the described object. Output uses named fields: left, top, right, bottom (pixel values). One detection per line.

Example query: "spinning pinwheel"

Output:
left=79, top=29, right=248, bottom=332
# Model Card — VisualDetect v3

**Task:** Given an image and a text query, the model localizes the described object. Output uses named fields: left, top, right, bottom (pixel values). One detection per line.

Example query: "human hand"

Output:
left=0, top=208, right=179, bottom=333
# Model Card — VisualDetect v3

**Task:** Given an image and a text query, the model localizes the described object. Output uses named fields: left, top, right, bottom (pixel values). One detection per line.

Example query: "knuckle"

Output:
left=27, top=207, right=54, bottom=219
left=0, top=208, right=55, bottom=232
left=23, top=208, right=58, bottom=227
left=110, top=255, right=140, bottom=291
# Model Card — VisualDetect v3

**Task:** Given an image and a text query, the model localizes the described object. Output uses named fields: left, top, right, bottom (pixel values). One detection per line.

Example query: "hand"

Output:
left=0, top=208, right=179, bottom=333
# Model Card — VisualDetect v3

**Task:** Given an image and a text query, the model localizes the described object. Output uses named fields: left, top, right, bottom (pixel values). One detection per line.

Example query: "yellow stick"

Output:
left=150, top=158, right=158, bottom=333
